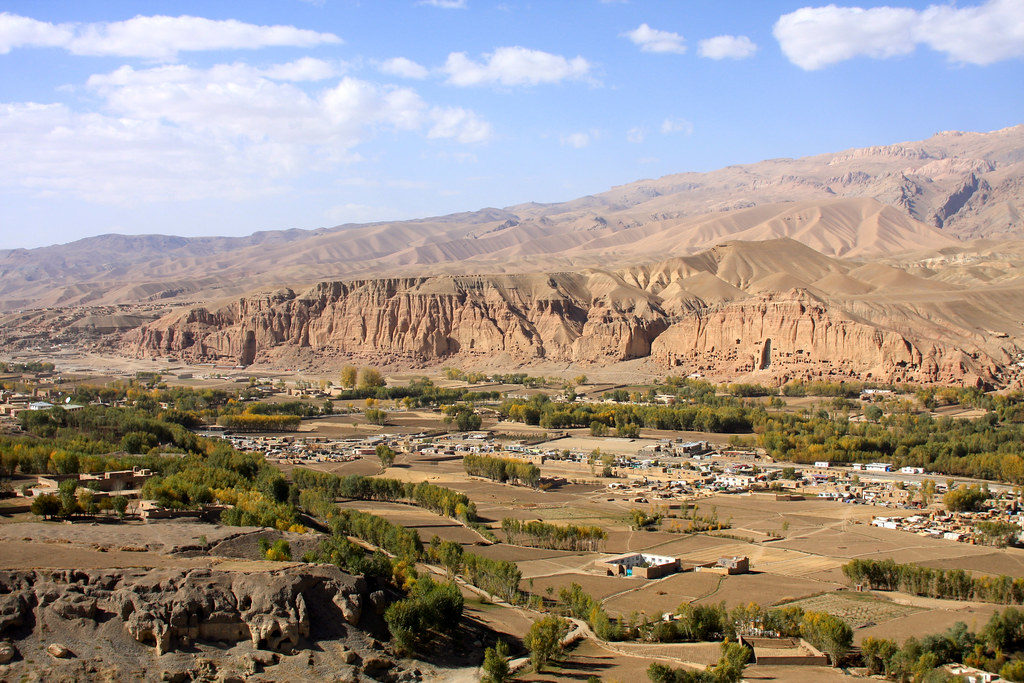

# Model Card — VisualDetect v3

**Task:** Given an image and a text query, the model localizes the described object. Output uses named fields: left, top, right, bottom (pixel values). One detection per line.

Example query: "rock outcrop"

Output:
left=0, top=565, right=365, bottom=656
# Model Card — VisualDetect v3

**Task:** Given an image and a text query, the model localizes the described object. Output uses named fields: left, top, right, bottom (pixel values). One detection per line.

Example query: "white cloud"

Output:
left=0, top=13, right=340, bottom=60
left=661, top=117, right=693, bottom=135
left=774, top=0, right=1024, bottom=70
left=916, top=0, right=1024, bottom=65
left=0, top=13, right=73, bottom=53
left=698, top=35, right=757, bottom=60
left=626, top=126, right=646, bottom=143
left=443, top=46, right=592, bottom=87
left=428, top=107, right=493, bottom=143
left=561, top=132, right=592, bottom=148
left=774, top=5, right=917, bottom=70
left=622, top=23, right=686, bottom=54
left=379, top=57, right=430, bottom=80
left=418, top=0, right=468, bottom=7
left=262, top=57, right=340, bottom=81
left=0, top=63, right=490, bottom=203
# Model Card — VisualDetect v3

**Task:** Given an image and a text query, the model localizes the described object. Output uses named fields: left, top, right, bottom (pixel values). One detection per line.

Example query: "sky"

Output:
left=0, top=0, right=1022, bottom=250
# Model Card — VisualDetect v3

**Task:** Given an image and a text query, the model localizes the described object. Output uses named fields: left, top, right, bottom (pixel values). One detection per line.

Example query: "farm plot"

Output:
left=620, top=533, right=741, bottom=559
left=693, top=571, right=838, bottom=608
left=774, top=524, right=996, bottom=565
left=602, top=571, right=725, bottom=617
left=777, top=592, right=922, bottom=629
left=854, top=603, right=1003, bottom=644
left=918, top=550, right=1024, bottom=578
left=334, top=500, right=485, bottom=545
left=520, top=573, right=638, bottom=602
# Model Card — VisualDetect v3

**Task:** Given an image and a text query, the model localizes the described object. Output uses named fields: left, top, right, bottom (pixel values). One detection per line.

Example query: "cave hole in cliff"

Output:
left=759, top=338, right=772, bottom=370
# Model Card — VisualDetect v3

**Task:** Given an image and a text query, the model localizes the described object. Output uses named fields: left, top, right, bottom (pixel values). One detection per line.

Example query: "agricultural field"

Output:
left=777, top=592, right=923, bottom=629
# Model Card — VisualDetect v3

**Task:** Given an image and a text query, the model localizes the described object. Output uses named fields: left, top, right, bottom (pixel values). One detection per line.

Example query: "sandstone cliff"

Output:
left=129, top=273, right=669, bottom=367
left=126, top=243, right=1017, bottom=387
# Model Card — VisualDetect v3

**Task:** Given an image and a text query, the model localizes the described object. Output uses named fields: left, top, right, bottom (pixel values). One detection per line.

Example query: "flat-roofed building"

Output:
left=597, top=553, right=680, bottom=579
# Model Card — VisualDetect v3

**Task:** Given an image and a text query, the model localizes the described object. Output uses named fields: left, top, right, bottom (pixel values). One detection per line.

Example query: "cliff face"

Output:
left=127, top=270, right=1005, bottom=386
left=131, top=274, right=669, bottom=366
left=649, top=296, right=996, bottom=387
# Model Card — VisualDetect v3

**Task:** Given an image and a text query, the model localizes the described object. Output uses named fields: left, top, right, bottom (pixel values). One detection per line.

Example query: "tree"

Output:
left=357, top=367, right=385, bottom=390
left=1001, top=660, right=1024, bottom=682
left=864, top=404, right=883, bottom=422
left=601, top=452, right=615, bottom=478
left=30, top=493, right=61, bottom=519
left=340, top=365, right=358, bottom=388
left=376, top=443, right=396, bottom=470
left=482, top=640, right=511, bottom=683
left=365, top=408, right=388, bottom=425
left=58, top=479, right=80, bottom=517
left=427, top=537, right=464, bottom=578
left=860, top=637, right=898, bottom=675
left=523, top=615, right=570, bottom=671
left=77, top=488, right=98, bottom=515
left=944, top=484, right=989, bottom=512
left=800, top=611, right=852, bottom=664
left=574, top=375, right=588, bottom=386
left=710, top=639, right=751, bottom=682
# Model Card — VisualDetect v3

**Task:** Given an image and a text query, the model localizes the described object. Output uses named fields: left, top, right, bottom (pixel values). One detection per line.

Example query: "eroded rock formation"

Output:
left=126, top=266, right=1008, bottom=386
left=129, top=274, right=668, bottom=366
left=0, top=565, right=365, bottom=656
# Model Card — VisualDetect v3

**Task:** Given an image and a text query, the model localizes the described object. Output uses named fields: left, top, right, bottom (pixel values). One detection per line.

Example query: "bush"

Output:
left=944, top=484, right=989, bottom=512
left=384, top=577, right=463, bottom=653
left=30, top=493, right=61, bottom=519
left=524, top=615, right=570, bottom=671
left=482, top=641, right=511, bottom=683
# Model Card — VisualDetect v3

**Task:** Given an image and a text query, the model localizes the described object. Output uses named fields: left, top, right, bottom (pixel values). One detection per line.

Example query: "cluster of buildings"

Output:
left=226, top=430, right=506, bottom=465
left=872, top=508, right=1024, bottom=546
left=598, top=552, right=750, bottom=579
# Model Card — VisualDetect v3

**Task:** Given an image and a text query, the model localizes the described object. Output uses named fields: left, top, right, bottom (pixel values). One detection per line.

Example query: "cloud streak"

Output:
left=0, top=13, right=341, bottom=60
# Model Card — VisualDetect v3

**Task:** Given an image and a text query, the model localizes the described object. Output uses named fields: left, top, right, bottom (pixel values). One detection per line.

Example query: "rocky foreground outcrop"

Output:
left=126, top=267, right=1008, bottom=386
left=0, top=565, right=366, bottom=655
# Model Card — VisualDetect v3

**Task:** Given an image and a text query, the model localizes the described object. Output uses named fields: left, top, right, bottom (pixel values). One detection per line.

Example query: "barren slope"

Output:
left=3, top=125, right=1023, bottom=311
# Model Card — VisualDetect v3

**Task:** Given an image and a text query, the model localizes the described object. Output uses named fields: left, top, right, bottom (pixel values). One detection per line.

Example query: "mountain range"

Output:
left=5, top=124, right=1024, bottom=386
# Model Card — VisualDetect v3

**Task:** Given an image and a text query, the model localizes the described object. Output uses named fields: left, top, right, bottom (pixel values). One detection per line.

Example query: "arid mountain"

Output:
left=126, top=238, right=1024, bottom=387
left=2, top=125, right=1022, bottom=312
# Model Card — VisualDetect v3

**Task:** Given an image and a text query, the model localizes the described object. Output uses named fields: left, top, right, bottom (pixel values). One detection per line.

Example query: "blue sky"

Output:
left=1, top=0, right=1022, bottom=249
